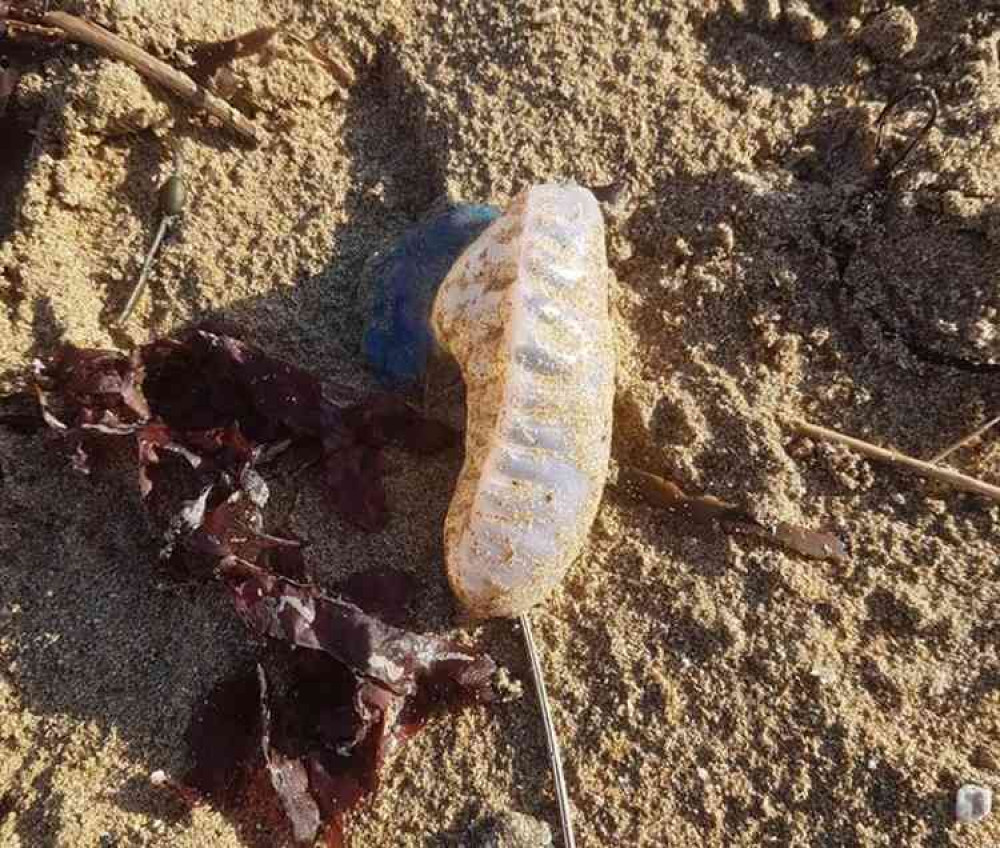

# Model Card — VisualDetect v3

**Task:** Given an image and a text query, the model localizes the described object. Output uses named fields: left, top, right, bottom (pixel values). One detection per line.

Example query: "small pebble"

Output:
left=149, top=769, right=168, bottom=786
left=493, top=666, right=525, bottom=703
left=956, top=784, right=992, bottom=823
left=714, top=222, right=736, bottom=253
left=861, top=8, right=918, bottom=62
left=465, top=809, right=553, bottom=848
left=751, top=0, right=781, bottom=26
left=784, top=0, right=828, bottom=44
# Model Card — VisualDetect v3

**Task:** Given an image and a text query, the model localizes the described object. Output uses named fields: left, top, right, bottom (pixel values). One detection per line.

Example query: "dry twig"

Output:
left=33, top=11, right=259, bottom=142
left=788, top=419, right=1000, bottom=503
left=930, top=414, right=1000, bottom=465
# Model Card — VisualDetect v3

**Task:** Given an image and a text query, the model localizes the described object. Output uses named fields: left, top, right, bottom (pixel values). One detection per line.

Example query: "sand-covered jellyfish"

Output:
left=363, top=184, right=616, bottom=848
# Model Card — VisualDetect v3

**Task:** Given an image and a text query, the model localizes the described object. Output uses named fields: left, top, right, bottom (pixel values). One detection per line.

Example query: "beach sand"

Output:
left=1, top=1, right=998, bottom=845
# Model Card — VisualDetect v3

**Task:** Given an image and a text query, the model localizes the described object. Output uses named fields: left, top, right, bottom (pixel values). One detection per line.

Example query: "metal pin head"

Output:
left=159, top=173, right=186, bottom=217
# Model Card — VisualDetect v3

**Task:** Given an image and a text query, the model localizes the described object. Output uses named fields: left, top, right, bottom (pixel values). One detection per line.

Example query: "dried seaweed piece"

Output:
left=155, top=462, right=304, bottom=581
left=26, top=330, right=494, bottom=845
left=319, top=394, right=459, bottom=529
left=258, top=526, right=312, bottom=583
left=321, top=439, right=387, bottom=530
left=182, top=666, right=299, bottom=847
left=32, top=346, right=150, bottom=472
left=34, top=345, right=149, bottom=432
left=257, top=665, right=323, bottom=844
left=334, top=569, right=417, bottom=629
left=185, top=668, right=264, bottom=808
left=184, top=579, right=496, bottom=846
left=224, top=561, right=496, bottom=696
left=32, top=333, right=457, bottom=529
left=321, top=396, right=458, bottom=530
left=619, top=466, right=847, bottom=562
left=142, top=331, right=328, bottom=441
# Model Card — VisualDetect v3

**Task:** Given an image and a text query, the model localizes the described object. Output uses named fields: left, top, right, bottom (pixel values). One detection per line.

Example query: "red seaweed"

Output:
left=16, top=330, right=487, bottom=844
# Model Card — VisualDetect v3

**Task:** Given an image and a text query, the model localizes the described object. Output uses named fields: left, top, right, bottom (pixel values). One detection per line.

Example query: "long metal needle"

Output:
left=520, top=612, right=576, bottom=848
left=118, top=215, right=172, bottom=324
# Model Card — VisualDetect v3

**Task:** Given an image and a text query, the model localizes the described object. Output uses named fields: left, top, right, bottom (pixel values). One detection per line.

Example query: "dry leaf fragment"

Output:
left=619, top=465, right=847, bottom=562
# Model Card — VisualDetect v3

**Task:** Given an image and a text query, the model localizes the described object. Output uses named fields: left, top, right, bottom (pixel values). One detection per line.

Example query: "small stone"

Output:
left=714, top=222, right=736, bottom=253
left=493, top=666, right=525, bottom=703
left=956, top=784, right=992, bottom=823
left=861, top=8, right=918, bottom=63
left=465, top=809, right=553, bottom=848
left=149, top=769, right=168, bottom=786
left=784, top=1, right=828, bottom=44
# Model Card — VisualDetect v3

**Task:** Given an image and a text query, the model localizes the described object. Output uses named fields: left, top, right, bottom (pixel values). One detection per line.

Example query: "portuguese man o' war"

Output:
left=364, top=184, right=615, bottom=618
left=432, top=184, right=616, bottom=619
left=363, top=183, right=615, bottom=848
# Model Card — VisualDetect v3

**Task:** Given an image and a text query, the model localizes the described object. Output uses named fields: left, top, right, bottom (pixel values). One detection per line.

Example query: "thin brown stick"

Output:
left=788, top=419, right=1000, bottom=503
left=930, top=414, right=1000, bottom=464
left=39, top=11, right=258, bottom=143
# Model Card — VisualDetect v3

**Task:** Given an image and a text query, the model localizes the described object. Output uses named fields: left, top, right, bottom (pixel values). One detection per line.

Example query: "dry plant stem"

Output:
left=930, top=414, right=1000, bottom=464
left=520, top=613, right=576, bottom=848
left=39, top=11, right=259, bottom=143
left=789, top=419, right=1000, bottom=502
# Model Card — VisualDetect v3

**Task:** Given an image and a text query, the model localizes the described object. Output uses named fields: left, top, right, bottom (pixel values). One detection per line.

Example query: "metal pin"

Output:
left=520, top=612, right=576, bottom=848
left=117, top=147, right=186, bottom=324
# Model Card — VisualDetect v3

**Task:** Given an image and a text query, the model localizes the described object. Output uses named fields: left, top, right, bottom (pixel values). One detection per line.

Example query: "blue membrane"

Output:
left=362, top=203, right=500, bottom=386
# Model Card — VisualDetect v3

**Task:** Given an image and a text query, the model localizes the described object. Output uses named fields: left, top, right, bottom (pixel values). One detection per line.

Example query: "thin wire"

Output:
left=520, top=612, right=576, bottom=848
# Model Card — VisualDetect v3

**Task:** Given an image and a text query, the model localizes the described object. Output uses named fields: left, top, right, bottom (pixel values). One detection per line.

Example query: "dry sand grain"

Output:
left=1, top=1, right=999, bottom=846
